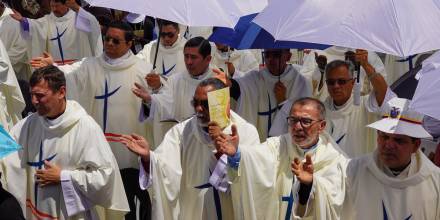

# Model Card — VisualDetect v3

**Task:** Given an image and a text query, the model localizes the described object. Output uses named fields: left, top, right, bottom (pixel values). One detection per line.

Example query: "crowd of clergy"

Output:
left=0, top=0, right=439, bottom=220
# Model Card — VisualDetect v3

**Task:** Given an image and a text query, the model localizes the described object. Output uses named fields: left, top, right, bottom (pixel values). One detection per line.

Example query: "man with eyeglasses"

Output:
left=119, top=78, right=260, bottom=220
left=30, top=20, right=155, bottom=220
left=225, top=49, right=312, bottom=142
left=136, top=19, right=187, bottom=80
left=212, top=97, right=347, bottom=219
left=10, top=0, right=102, bottom=65
left=300, top=47, right=387, bottom=100
left=273, top=59, right=395, bottom=158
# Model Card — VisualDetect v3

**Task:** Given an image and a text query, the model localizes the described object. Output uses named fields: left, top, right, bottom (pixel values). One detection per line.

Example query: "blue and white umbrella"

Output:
left=0, top=126, right=21, bottom=159
left=209, top=13, right=330, bottom=50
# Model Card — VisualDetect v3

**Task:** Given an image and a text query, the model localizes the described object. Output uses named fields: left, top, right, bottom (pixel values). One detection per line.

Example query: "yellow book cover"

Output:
left=207, top=87, right=230, bottom=128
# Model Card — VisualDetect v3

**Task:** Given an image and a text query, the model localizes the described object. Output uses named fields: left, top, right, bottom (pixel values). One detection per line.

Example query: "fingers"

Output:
left=131, top=133, right=144, bottom=140
left=134, top=82, right=145, bottom=90
left=291, top=158, right=301, bottom=175
left=305, top=154, right=313, bottom=165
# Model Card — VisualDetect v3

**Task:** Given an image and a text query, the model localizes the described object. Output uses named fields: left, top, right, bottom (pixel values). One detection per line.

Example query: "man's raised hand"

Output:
left=132, top=82, right=152, bottom=103
left=119, top=134, right=151, bottom=162
left=30, top=52, right=54, bottom=68
left=291, top=154, right=314, bottom=185
left=213, top=124, right=239, bottom=157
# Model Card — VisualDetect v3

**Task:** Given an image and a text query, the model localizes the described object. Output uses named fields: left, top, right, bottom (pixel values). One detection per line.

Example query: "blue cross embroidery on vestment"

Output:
left=50, top=27, right=68, bottom=64
left=162, top=60, right=176, bottom=76
left=282, top=191, right=294, bottom=220
left=258, top=93, right=283, bottom=136
left=27, top=141, right=57, bottom=207
left=194, top=170, right=222, bottom=220
left=336, top=134, right=345, bottom=144
left=94, top=79, right=121, bottom=132
left=382, top=201, right=412, bottom=220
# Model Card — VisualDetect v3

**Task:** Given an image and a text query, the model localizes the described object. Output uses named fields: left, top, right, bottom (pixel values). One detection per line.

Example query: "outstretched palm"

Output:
left=119, top=134, right=151, bottom=162
left=291, top=154, right=314, bottom=185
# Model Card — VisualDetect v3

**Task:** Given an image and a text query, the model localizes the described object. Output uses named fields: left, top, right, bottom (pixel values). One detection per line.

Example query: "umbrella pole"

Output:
left=152, top=20, right=162, bottom=71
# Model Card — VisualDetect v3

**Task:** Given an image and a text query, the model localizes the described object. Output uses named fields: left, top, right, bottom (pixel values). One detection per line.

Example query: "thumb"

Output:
left=44, top=160, right=52, bottom=168
left=231, top=124, right=238, bottom=137
left=43, top=51, right=50, bottom=58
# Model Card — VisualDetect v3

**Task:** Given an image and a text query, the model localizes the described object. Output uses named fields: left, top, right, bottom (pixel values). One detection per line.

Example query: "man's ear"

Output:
left=205, top=54, right=212, bottom=63
left=412, top=139, right=421, bottom=153
left=58, top=85, right=67, bottom=99
left=319, top=120, right=327, bottom=132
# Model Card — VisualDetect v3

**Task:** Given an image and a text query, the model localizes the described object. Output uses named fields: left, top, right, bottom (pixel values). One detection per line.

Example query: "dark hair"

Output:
left=184, top=37, right=211, bottom=58
left=107, top=21, right=135, bottom=42
left=52, top=0, right=67, bottom=4
left=30, top=65, right=66, bottom=92
left=291, top=97, right=326, bottom=120
left=198, top=78, right=227, bottom=91
left=157, top=19, right=179, bottom=30
left=325, top=60, right=353, bottom=78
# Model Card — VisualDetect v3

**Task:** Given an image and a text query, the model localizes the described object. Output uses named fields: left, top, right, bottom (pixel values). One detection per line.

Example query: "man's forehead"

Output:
left=327, top=66, right=350, bottom=77
left=290, top=104, right=319, bottom=117
left=106, top=28, right=125, bottom=38
left=184, top=47, right=201, bottom=55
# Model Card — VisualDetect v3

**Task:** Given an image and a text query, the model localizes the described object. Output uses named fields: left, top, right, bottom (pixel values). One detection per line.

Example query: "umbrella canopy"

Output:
left=209, top=13, right=330, bottom=50
left=85, top=0, right=265, bottom=28
left=410, top=51, right=440, bottom=120
left=0, top=126, right=21, bottom=159
left=253, top=0, right=440, bottom=57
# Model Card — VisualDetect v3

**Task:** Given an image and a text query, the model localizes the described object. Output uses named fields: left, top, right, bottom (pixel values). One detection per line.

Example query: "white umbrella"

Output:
left=253, top=0, right=440, bottom=57
left=85, top=0, right=266, bottom=28
left=409, top=51, right=440, bottom=120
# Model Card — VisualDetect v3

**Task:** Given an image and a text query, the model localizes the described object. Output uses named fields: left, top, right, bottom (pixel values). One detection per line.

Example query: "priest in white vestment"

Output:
left=228, top=49, right=312, bottom=141
left=136, top=19, right=186, bottom=77
left=10, top=0, right=102, bottom=65
left=0, top=4, right=31, bottom=80
left=211, top=43, right=259, bottom=79
left=2, top=65, right=129, bottom=220
left=272, top=59, right=395, bottom=158
left=31, top=21, right=155, bottom=220
left=215, top=97, right=347, bottom=220
left=0, top=40, right=25, bottom=132
left=301, top=47, right=387, bottom=100
left=342, top=97, right=440, bottom=220
left=121, top=78, right=261, bottom=220
left=134, top=37, right=221, bottom=126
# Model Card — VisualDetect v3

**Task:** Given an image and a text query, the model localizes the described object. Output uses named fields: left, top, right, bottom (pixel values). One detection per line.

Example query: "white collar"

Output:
left=104, top=51, right=132, bottom=65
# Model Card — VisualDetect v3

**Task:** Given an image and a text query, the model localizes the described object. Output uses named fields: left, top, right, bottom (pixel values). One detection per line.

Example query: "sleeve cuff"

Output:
left=227, top=148, right=241, bottom=170
left=60, top=170, right=92, bottom=217
left=75, top=8, right=92, bottom=33
left=138, top=157, right=152, bottom=190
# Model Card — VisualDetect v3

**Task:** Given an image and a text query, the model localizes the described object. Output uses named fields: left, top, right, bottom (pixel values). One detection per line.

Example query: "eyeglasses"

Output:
left=287, top=116, right=321, bottom=128
left=104, top=36, right=126, bottom=45
left=191, top=98, right=209, bottom=109
left=325, top=78, right=353, bottom=86
left=160, top=32, right=176, bottom=38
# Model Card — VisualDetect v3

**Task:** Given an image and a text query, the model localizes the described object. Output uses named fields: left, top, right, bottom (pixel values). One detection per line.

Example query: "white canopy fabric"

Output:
left=410, top=51, right=440, bottom=120
left=253, top=0, right=440, bottom=57
left=85, top=0, right=267, bottom=28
